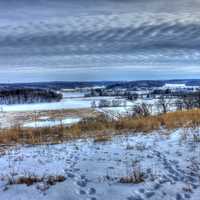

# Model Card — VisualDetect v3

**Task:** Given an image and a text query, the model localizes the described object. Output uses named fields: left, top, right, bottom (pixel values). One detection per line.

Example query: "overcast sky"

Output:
left=0, top=0, right=200, bottom=83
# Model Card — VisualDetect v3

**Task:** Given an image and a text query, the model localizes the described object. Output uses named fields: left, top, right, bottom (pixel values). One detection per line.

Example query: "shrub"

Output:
left=119, top=161, right=144, bottom=184
left=6, top=174, right=66, bottom=186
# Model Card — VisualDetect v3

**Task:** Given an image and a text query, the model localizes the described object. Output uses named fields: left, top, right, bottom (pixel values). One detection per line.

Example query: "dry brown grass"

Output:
left=160, top=109, right=200, bottom=129
left=93, top=135, right=112, bottom=143
left=117, top=109, right=200, bottom=132
left=116, top=116, right=161, bottom=133
left=1, top=109, right=200, bottom=146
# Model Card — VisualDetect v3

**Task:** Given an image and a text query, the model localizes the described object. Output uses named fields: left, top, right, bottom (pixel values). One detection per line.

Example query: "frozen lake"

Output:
left=0, top=92, right=119, bottom=112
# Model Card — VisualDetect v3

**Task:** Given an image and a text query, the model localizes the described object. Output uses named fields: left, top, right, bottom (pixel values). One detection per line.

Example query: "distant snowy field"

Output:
left=0, top=93, right=159, bottom=114
left=0, top=92, right=124, bottom=112
left=0, top=98, right=91, bottom=112
left=0, top=129, right=200, bottom=200
left=0, top=92, right=177, bottom=128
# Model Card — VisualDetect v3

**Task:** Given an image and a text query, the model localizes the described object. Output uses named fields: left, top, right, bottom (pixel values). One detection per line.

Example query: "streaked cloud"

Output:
left=0, top=0, right=199, bottom=82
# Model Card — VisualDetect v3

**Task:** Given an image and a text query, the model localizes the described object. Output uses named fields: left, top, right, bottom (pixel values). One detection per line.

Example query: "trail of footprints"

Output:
left=126, top=146, right=200, bottom=200
left=65, top=146, right=98, bottom=200
left=35, top=139, right=200, bottom=200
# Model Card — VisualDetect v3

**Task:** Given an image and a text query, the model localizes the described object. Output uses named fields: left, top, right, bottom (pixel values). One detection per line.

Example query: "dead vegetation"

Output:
left=119, top=172, right=144, bottom=184
left=93, top=135, right=112, bottom=143
left=1, top=109, right=200, bottom=145
left=119, top=160, right=144, bottom=184
left=5, top=174, right=66, bottom=187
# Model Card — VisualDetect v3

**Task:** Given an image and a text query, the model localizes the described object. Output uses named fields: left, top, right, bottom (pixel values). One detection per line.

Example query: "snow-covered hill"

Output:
left=0, top=129, right=200, bottom=200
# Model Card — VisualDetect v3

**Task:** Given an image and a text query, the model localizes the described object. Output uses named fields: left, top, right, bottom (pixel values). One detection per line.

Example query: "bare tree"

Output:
left=157, top=97, right=171, bottom=114
left=98, top=99, right=111, bottom=108
left=91, top=100, right=97, bottom=108
left=182, top=96, right=195, bottom=110
left=132, top=103, right=151, bottom=118
left=175, top=98, right=184, bottom=111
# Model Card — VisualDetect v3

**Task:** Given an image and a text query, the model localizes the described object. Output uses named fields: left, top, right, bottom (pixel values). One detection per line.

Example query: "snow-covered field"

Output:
left=0, top=92, right=178, bottom=128
left=0, top=98, right=91, bottom=112
left=0, top=92, right=125, bottom=127
left=97, top=98, right=177, bottom=119
left=0, top=90, right=179, bottom=129
left=0, top=91, right=159, bottom=113
left=61, top=92, right=85, bottom=98
left=0, top=92, right=134, bottom=127
left=0, top=129, right=200, bottom=200
left=0, top=93, right=122, bottom=112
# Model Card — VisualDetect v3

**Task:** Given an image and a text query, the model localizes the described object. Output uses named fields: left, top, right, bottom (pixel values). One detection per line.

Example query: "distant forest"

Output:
left=106, top=80, right=200, bottom=89
left=0, top=79, right=200, bottom=90
left=0, top=88, right=62, bottom=105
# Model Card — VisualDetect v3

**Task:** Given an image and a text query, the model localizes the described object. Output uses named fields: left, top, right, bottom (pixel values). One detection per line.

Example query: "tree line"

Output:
left=0, top=88, right=62, bottom=105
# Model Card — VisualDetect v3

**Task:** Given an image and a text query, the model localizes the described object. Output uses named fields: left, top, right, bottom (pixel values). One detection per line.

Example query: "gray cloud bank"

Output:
left=0, top=0, right=199, bottom=82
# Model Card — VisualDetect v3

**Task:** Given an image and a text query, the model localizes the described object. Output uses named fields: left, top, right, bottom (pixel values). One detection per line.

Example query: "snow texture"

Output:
left=0, top=129, right=200, bottom=199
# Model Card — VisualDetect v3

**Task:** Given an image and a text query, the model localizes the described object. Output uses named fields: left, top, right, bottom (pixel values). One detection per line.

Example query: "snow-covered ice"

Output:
left=23, top=117, right=81, bottom=128
left=61, top=92, right=85, bottom=98
left=0, top=98, right=91, bottom=112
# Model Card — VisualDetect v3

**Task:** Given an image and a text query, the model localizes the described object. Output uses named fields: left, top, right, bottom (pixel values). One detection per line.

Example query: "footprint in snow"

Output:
left=88, top=187, right=96, bottom=195
left=76, top=179, right=87, bottom=187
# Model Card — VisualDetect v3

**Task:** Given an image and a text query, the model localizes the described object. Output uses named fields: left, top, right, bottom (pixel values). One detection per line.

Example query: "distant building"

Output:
left=162, top=84, right=186, bottom=89
left=161, top=83, right=198, bottom=92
